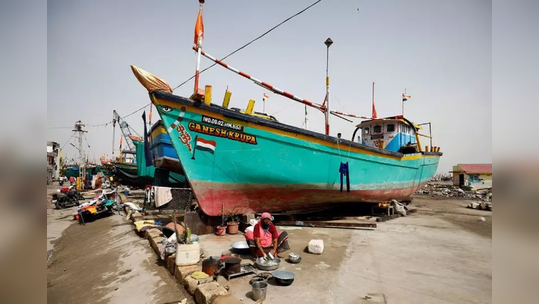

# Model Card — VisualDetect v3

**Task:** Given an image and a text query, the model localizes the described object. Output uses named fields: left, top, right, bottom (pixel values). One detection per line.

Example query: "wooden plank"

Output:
left=301, top=216, right=375, bottom=221
left=277, top=220, right=377, bottom=229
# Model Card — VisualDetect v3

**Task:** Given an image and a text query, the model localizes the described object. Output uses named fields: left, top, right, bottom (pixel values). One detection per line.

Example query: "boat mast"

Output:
left=402, top=89, right=411, bottom=116
left=112, top=112, right=116, bottom=156
left=194, top=0, right=205, bottom=94
left=402, top=88, right=406, bottom=116
left=372, top=81, right=377, bottom=119
left=324, top=38, right=333, bottom=135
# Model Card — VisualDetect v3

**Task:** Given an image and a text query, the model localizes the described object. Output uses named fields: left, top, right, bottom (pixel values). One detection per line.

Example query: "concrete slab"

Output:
left=199, top=233, right=246, bottom=257
left=196, top=199, right=491, bottom=304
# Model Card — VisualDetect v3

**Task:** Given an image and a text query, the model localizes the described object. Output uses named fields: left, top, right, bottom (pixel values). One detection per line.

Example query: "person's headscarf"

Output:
left=261, top=212, right=272, bottom=221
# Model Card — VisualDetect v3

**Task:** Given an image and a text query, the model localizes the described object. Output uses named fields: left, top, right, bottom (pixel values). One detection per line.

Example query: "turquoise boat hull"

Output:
left=150, top=91, right=441, bottom=216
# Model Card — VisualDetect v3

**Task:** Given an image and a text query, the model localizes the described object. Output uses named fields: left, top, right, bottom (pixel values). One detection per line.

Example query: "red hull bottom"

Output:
left=190, top=181, right=422, bottom=216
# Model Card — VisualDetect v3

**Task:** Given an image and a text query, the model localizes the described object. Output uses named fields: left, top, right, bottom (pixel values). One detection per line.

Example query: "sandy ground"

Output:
left=199, top=196, right=492, bottom=304
left=46, top=184, right=192, bottom=304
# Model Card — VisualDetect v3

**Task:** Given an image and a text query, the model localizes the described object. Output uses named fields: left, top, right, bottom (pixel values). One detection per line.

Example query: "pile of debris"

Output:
left=416, top=183, right=492, bottom=202
left=467, top=201, right=492, bottom=211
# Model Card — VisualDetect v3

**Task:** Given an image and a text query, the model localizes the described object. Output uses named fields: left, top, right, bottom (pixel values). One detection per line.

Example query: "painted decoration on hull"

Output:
left=188, top=122, right=258, bottom=145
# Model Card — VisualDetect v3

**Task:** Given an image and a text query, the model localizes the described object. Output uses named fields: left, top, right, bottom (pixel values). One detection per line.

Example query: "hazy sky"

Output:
left=47, top=0, right=491, bottom=173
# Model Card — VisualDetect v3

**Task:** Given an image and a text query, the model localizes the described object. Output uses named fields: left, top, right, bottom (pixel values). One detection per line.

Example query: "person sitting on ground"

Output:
left=244, top=212, right=290, bottom=262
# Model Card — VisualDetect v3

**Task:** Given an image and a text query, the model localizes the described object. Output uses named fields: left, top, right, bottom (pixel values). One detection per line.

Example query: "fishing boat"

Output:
left=110, top=153, right=143, bottom=187
left=130, top=1, right=442, bottom=216
left=149, top=120, right=185, bottom=174
left=134, top=139, right=186, bottom=187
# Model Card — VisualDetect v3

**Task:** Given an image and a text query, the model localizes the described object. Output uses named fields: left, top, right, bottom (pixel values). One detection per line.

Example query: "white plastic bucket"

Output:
left=175, top=243, right=200, bottom=266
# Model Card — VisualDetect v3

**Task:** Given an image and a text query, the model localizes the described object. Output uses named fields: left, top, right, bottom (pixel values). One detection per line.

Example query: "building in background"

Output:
left=47, top=141, right=61, bottom=181
left=451, top=164, right=492, bottom=189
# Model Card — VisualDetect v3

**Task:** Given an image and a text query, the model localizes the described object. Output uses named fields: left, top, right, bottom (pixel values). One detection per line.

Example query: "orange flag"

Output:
left=194, top=9, right=204, bottom=45
left=119, top=136, right=123, bottom=150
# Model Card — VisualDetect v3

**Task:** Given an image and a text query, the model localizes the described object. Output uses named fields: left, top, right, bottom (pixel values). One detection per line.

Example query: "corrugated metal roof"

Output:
left=457, top=164, right=492, bottom=174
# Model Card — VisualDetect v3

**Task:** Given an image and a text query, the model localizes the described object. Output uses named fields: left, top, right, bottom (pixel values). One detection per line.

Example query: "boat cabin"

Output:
left=356, top=116, right=421, bottom=153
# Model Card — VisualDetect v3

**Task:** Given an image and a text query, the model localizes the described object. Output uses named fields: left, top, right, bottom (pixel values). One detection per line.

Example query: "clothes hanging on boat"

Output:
left=153, top=186, right=173, bottom=207
left=339, top=162, right=350, bottom=192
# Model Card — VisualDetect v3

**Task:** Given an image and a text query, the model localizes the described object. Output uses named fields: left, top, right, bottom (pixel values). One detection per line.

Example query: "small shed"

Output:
left=451, top=164, right=492, bottom=189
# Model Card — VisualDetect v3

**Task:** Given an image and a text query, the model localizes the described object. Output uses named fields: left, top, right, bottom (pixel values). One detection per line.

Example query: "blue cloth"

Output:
left=339, top=162, right=350, bottom=192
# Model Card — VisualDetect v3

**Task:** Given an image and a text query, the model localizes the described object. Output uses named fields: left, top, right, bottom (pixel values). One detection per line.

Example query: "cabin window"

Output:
left=402, top=124, right=408, bottom=134
left=373, top=125, right=382, bottom=134
left=387, top=124, right=395, bottom=132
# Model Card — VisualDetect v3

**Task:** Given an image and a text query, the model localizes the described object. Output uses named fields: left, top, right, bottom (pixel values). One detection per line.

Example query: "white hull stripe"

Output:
left=196, top=141, right=215, bottom=151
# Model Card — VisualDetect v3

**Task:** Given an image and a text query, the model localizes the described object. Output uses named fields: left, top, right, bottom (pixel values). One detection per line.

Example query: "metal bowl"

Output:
left=288, top=253, right=301, bottom=264
left=255, top=258, right=281, bottom=271
left=287, top=256, right=301, bottom=264
left=231, top=241, right=251, bottom=254
left=272, top=270, right=295, bottom=286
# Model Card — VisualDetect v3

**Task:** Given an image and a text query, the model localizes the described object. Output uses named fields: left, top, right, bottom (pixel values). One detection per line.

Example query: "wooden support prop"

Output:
left=222, top=90, right=231, bottom=108
left=277, top=220, right=376, bottom=229
left=204, top=85, right=212, bottom=105
left=246, top=99, right=255, bottom=115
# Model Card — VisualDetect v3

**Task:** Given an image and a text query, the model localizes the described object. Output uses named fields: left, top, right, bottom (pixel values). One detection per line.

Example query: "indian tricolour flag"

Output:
left=195, top=137, right=216, bottom=153
left=192, top=136, right=216, bottom=159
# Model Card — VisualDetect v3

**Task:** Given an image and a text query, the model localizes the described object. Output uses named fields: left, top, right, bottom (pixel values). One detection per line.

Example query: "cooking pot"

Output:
left=272, top=270, right=295, bottom=286
left=223, top=257, right=241, bottom=274
left=202, top=256, right=220, bottom=276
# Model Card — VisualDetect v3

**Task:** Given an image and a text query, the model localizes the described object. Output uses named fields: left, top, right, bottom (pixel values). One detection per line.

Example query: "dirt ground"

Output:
left=47, top=181, right=491, bottom=304
left=412, top=195, right=492, bottom=238
left=46, top=185, right=192, bottom=304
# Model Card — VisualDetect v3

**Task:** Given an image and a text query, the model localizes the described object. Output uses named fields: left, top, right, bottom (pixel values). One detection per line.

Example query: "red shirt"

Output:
left=253, top=222, right=278, bottom=244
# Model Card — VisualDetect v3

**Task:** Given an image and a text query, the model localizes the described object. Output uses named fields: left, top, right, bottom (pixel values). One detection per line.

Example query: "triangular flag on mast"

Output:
left=194, top=1, right=205, bottom=45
